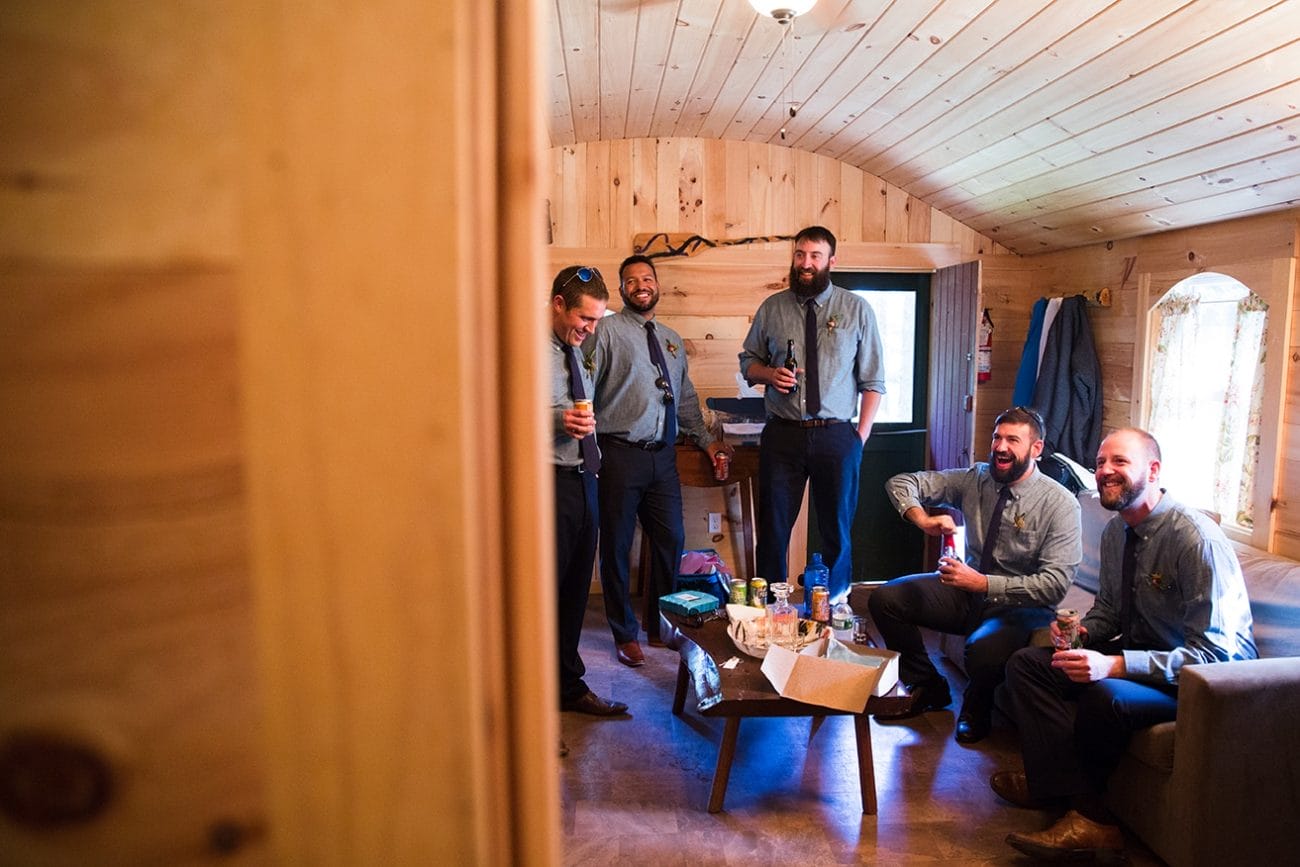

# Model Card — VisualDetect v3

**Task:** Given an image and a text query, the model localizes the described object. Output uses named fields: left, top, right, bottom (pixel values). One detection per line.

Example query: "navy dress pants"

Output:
left=1005, top=645, right=1178, bottom=801
left=597, top=441, right=684, bottom=644
left=866, top=572, right=1054, bottom=715
left=555, top=466, right=598, bottom=704
left=756, top=420, right=862, bottom=601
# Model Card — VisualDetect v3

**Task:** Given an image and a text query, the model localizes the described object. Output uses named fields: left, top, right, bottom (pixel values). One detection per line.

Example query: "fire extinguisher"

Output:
left=977, top=309, right=994, bottom=383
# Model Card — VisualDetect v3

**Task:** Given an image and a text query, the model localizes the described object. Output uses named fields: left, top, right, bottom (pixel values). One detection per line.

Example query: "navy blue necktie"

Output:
left=565, top=345, right=600, bottom=474
left=804, top=299, right=821, bottom=416
left=645, top=321, right=677, bottom=446
left=1120, top=526, right=1139, bottom=644
left=978, top=485, right=1013, bottom=574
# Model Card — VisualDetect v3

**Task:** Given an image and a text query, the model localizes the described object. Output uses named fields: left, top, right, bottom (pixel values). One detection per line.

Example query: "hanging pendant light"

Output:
left=748, top=0, right=817, bottom=25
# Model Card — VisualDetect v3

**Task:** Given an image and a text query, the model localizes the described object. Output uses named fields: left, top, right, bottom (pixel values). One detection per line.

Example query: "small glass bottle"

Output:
left=784, top=338, right=799, bottom=393
left=768, top=582, right=799, bottom=650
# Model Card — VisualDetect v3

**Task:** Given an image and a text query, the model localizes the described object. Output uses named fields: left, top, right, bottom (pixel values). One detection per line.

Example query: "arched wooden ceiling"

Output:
left=549, top=0, right=1300, bottom=254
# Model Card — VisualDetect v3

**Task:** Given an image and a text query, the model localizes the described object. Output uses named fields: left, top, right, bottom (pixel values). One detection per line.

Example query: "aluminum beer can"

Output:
left=749, top=577, right=767, bottom=609
left=729, top=578, right=748, bottom=605
left=712, top=450, right=731, bottom=481
left=811, top=586, right=830, bottom=623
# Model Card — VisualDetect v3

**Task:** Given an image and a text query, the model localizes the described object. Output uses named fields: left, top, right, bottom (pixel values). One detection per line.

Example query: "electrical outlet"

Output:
left=708, top=512, right=722, bottom=534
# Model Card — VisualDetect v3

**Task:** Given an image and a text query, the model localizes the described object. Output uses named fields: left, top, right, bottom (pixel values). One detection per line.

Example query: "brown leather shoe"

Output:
left=616, top=640, right=645, bottom=667
left=559, top=739, right=569, bottom=758
left=1005, top=810, right=1125, bottom=862
left=561, top=690, right=630, bottom=717
left=646, top=634, right=666, bottom=648
left=989, top=770, right=1048, bottom=809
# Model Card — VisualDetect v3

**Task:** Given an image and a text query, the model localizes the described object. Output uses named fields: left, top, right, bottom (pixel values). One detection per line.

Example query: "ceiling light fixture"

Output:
left=748, top=0, right=817, bottom=25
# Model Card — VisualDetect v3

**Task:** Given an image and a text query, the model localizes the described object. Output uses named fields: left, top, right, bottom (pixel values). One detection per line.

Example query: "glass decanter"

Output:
left=768, top=582, right=799, bottom=650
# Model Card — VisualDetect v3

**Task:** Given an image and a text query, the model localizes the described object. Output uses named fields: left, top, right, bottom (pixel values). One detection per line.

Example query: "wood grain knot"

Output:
left=0, top=731, right=114, bottom=827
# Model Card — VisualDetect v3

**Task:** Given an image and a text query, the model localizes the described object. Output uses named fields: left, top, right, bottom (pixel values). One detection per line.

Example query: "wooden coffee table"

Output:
left=659, top=607, right=910, bottom=814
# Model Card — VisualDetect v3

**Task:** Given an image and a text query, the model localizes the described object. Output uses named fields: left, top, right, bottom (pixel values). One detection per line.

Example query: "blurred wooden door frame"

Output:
left=237, top=1, right=556, bottom=864
left=1, top=1, right=556, bottom=864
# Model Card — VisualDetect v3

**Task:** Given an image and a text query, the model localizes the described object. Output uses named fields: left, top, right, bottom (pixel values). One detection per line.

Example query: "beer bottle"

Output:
left=784, top=338, right=799, bottom=393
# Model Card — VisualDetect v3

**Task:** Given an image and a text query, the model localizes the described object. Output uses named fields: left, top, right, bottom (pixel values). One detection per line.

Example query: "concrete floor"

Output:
left=559, top=595, right=1165, bottom=866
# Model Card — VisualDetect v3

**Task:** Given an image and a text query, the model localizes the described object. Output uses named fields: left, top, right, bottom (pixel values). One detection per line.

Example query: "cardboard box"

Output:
left=659, top=590, right=720, bottom=616
left=761, top=635, right=900, bottom=713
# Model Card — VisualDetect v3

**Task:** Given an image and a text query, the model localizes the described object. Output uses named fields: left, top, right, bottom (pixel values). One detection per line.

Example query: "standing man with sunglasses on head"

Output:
left=740, top=225, right=886, bottom=606
left=586, top=255, right=729, bottom=667
left=550, top=265, right=629, bottom=726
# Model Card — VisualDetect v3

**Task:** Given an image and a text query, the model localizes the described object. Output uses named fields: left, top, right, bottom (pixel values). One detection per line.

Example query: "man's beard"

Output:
left=789, top=264, right=831, bottom=298
left=622, top=288, right=658, bottom=314
left=1099, top=473, right=1147, bottom=512
left=989, top=450, right=1033, bottom=484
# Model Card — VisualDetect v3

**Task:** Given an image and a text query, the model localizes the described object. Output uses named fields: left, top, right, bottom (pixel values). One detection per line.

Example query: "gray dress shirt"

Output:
left=1083, top=491, right=1257, bottom=685
left=886, top=463, right=1082, bottom=608
left=738, top=283, right=885, bottom=421
left=551, top=333, right=595, bottom=468
left=585, top=308, right=712, bottom=450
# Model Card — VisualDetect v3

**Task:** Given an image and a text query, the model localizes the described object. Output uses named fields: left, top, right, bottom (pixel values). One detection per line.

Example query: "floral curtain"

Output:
left=1148, top=293, right=1200, bottom=491
left=1148, top=284, right=1267, bottom=529
left=1218, top=294, right=1267, bottom=526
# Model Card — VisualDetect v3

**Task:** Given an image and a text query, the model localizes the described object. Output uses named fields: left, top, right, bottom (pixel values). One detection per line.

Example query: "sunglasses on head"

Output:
left=562, top=266, right=601, bottom=290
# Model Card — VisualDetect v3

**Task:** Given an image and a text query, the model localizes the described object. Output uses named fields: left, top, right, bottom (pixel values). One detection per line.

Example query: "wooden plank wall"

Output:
left=547, top=138, right=1022, bottom=570
left=1019, top=209, right=1300, bottom=558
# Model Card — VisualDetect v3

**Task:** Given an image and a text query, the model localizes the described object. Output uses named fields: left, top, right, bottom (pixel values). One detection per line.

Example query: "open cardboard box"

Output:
left=761, top=634, right=900, bottom=713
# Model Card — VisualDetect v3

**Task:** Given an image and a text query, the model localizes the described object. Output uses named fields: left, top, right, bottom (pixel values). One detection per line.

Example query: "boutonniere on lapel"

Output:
left=826, top=315, right=839, bottom=332
left=1013, top=513, right=1027, bottom=530
left=582, top=352, right=596, bottom=374
left=1147, top=571, right=1174, bottom=591
left=665, top=340, right=680, bottom=358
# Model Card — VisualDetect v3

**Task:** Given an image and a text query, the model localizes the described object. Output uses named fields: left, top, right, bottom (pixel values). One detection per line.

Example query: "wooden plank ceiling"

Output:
left=549, top=0, right=1300, bottom=254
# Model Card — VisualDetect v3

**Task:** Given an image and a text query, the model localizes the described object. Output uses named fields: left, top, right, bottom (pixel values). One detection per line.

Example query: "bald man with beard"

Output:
left=992, top=427, right=1256, bottom=861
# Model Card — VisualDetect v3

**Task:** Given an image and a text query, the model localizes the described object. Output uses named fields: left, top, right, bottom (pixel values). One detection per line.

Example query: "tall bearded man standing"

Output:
left=739, top=225, right=886, bottom=604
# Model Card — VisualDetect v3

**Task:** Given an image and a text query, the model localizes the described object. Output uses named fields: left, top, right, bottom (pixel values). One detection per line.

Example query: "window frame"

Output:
left=1134, top=260, right=1296, bottom=551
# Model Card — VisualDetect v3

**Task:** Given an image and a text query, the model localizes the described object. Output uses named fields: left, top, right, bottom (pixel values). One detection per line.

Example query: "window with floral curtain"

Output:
left=1147, top=273, right=1266, bottom=529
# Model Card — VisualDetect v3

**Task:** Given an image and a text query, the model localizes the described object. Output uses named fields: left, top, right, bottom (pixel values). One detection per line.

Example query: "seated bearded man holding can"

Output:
left=862, top=406, right=1082, bottom=745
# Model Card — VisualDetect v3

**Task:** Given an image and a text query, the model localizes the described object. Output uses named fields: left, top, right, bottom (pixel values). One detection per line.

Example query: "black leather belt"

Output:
left=554, top=464, right=584, bottom=474
left=768, top=417, right=849, bottom=429
left=603, top=435, right=668, bottom=451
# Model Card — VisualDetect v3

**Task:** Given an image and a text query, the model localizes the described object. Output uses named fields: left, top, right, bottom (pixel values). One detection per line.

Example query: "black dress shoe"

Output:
left=873, top=679, right=952, bottom=720
left=955, top=713, right=991, bottom=744
left=561, top=690, right=630, bottom=717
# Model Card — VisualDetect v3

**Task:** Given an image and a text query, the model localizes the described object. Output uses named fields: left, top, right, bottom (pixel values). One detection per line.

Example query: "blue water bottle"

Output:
left=802, top=552, right=830, bottom=618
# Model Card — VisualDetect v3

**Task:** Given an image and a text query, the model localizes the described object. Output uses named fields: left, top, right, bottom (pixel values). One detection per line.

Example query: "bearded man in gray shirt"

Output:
left=587, top=255, right=727, bottom=668
left=864, top=406, right=1082, bottom=745
left=992, top=427, right=1255, bottom=861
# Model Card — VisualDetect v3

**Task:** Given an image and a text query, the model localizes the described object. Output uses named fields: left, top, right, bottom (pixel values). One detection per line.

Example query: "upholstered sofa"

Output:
left=937, top=490, right=1300, bottom=866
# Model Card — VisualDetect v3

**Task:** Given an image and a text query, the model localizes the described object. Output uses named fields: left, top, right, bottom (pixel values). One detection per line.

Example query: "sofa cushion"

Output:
left=1234, top=546, right=1300, bottom=658
left=1123, top=721, right=1175, bottom=772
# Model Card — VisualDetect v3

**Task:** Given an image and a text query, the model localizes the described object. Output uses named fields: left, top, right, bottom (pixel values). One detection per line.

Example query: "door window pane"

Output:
left=852, top=289, right=915, bottom=425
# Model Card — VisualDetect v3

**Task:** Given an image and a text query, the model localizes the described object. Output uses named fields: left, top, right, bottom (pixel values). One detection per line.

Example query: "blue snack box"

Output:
left=660, top=590, right=721, bottom=616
